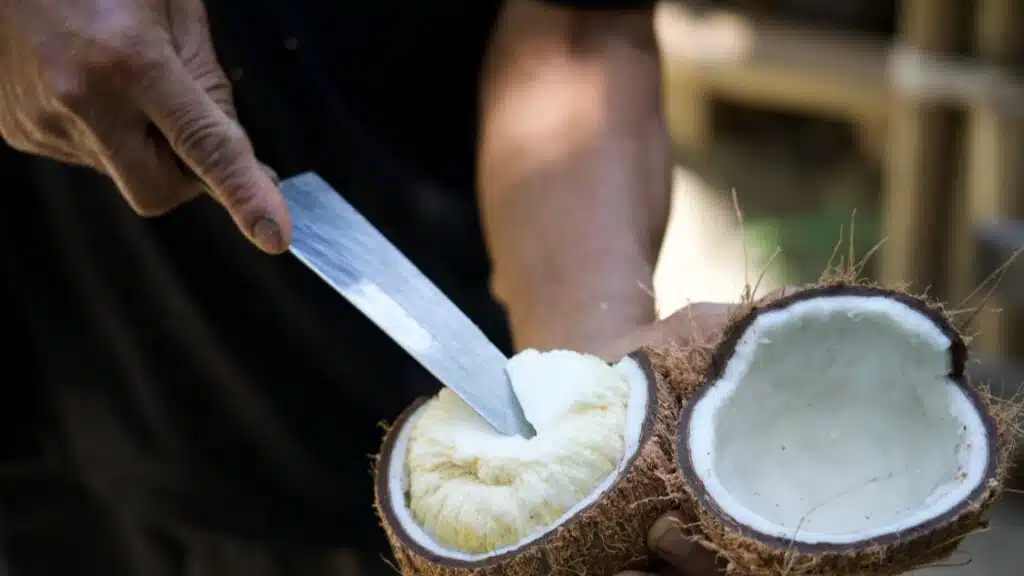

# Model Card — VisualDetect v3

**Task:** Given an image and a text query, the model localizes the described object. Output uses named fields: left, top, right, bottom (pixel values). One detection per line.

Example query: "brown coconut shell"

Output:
left=673, top=282, right=1016, bottom=575
left=373, top=351, right=686, bottom=575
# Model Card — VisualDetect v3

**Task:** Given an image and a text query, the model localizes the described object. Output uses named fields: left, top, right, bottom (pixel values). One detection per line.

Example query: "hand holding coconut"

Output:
left=375, top=281, right=1015, bottom=575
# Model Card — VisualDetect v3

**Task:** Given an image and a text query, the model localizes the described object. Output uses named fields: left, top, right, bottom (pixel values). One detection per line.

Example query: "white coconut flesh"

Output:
left=385, top=349, right=651, bottom=559
left=687, top=295, right=991, bottom=545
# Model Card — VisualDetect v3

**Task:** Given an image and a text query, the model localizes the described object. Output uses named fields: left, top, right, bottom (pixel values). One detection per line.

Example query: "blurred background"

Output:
left=649, top=0, right=1022, bottom=573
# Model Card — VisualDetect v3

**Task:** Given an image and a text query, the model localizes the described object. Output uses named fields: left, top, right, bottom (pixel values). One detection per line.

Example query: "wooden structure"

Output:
left=657, top=0, right=1023, bottom=366
left=957, top=0, right=1024, bottom=359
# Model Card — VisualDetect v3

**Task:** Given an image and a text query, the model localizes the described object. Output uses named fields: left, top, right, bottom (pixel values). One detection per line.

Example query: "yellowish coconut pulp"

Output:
left=384, top=349, right=652, bottom=557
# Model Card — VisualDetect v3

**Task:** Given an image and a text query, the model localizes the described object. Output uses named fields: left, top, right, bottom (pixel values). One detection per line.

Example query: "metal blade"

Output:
left=279, top=172, right=534, bottom=437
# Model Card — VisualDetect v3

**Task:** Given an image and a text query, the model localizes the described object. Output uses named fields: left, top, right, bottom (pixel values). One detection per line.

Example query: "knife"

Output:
left=279, top=172, right=535, bottom=438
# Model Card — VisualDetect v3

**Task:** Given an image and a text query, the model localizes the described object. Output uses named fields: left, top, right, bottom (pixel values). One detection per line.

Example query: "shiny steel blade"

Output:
left=280, top=172, right=534, bottom=437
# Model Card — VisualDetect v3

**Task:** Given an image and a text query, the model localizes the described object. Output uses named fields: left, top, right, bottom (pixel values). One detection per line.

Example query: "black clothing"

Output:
left=0, top=0, right=653, bottom=573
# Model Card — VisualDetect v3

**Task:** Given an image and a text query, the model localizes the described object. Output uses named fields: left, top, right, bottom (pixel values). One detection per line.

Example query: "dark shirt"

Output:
left=0, top=0, right=651, bottom=553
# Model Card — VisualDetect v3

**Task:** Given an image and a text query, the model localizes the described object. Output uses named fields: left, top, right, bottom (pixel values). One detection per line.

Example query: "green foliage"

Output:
left=744, top=206, right=882, bottom=285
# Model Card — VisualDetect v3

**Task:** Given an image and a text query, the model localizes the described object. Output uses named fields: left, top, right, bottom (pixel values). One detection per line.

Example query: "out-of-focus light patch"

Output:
left=653, top=166, right=783, bottom=318
left=655, top=3, right=754, bottom=65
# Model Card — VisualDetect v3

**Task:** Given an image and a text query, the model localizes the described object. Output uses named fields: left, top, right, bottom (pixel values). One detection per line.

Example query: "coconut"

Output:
left=373, top=348, right=685, bottom=575
left=675, top=283, right=1014, bottom=575
left=373, top=279, right=1014, bottom=576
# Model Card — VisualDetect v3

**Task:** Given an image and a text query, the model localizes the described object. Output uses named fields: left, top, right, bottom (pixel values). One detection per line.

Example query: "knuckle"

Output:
left=3, top=135, right=39, bottom=155
left=125, top=191, right=176, bottom=217
left=0, top=122, right=51, bottom=155
left=190, top=58, right=231, bottom=90
left=116, top=167, right=201, bottom=218
left=46, top=72, right=91, bottom=112
left=172, top=112, right=236, bottom=159
left=132, top=201, right=174, bottom=218
left=0, top=123, right=26, bottom=148
left=200, top=75, right=237, bottom=117
left=172, top=120, right=256, bottom=206
left=91, top=21, right=144, bottom=59
left=126, top=188, right=195, bottom=218
left=216, top=166, right=262, bottom=212
left=85, top=24, right=164, bottom=79
left=35, top=48, right=91, bottom=111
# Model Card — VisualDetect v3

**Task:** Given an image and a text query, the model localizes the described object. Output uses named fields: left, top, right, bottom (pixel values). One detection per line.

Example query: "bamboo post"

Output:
left=958, top=0, right=1024, bottom=357
left=879, top=0, right=967, bottom=298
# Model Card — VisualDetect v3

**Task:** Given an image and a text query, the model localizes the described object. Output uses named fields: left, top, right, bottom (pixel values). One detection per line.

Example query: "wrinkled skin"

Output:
left=611, top=286, right=801, bottom=576
left=0, top=0, right=289, bottom=253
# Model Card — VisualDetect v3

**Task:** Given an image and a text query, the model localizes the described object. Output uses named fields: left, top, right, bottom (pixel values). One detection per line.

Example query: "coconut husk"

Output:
left=372, top=352, right=687, bottom=576
left=371, top=229, right=1020, bottom=575
left=668, top=271, right=1019, bottom=575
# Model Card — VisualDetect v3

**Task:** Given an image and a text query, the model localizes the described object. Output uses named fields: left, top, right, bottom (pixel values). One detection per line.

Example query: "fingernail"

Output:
left=252, top=216, right=284, bottom=253
left=651, top=517, right=694, bottom=564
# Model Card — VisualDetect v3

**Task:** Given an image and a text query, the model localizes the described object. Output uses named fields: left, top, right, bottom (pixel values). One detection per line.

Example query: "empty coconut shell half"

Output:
left=675, top=283, right=1012, bottom=575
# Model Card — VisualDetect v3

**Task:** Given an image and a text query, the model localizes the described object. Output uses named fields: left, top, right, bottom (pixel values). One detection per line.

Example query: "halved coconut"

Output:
left=374, top=349, right=684, bottom=575
left=676, top=284, right=1009, bottom=575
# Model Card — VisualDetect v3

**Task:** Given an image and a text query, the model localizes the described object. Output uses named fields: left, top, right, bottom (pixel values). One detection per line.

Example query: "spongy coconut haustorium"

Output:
left=374, top=348, right=685, bottom=576
left=677, top=283, right=1012, bottom=575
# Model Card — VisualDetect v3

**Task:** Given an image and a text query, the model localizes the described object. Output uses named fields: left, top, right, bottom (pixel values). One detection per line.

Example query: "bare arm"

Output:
left=478, top=0, right=672, bottom=354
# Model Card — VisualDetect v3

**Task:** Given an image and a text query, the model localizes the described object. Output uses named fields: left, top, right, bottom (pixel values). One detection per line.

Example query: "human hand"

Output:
left=616, top=511, right=722, bottom=576
left=0, top=0, right=290, bottom=253
left=595, top=286, right=802, bottom=362
left=594, top=301, right=732, bottom=362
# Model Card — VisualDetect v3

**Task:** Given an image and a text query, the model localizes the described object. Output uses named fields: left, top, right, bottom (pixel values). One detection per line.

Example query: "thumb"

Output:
left=647, top=284, right=805, bottom=352
left=648, top=512, right=722, bottom=575
left=595, top=302, right=734, bottom=362
left=650, top=302, right=734, bottom=348
left=132, top=46, right=290, bottom=254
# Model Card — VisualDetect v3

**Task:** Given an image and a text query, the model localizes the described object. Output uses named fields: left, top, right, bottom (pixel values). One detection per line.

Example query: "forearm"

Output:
left=478, top=1, right=672, bottom=354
